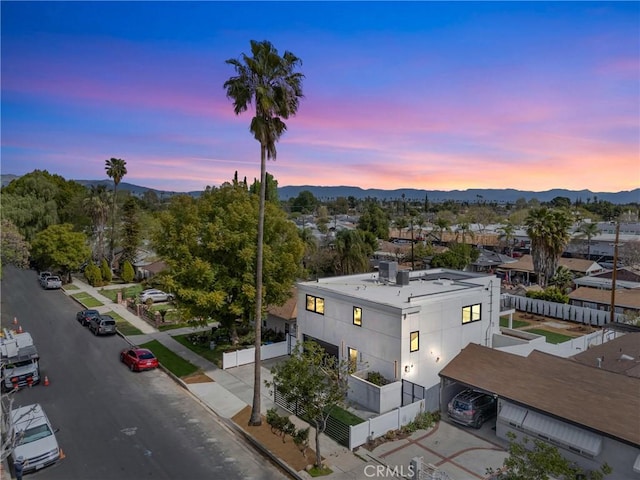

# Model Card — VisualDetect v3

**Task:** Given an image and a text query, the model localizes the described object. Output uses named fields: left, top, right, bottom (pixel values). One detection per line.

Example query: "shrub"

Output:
left=100, top=258, right=112, bottom=283
left=121, top=260, right=135, bottom=283
left=84, top=262, right=103, bottom=287
left=293, top=427, right=310, bottom=457
left=366, top=371, right=389, bottom=386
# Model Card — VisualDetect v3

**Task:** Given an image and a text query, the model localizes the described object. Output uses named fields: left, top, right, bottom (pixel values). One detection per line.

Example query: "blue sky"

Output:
left=2, top=1, right=638, bottom=192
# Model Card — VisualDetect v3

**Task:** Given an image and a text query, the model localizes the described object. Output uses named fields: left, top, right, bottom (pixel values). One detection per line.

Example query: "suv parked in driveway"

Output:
left=88, top=315, right=117, bottom=336
left=447, top=389, right=497, bottom=428
left=139, top=289, right=173, bottom=303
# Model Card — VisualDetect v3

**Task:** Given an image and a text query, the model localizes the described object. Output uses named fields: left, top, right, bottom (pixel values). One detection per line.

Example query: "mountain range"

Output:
left=1, top=174, right=638, bottom=204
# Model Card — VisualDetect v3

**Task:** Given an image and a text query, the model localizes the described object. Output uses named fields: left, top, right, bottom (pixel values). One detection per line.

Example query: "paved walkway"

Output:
left=64, top=278, right=508, bottom=480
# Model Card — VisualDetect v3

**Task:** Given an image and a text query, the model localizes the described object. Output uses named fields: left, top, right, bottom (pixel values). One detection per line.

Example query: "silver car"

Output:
left=447, top=389, right=497, bottom=428
left=139, top=289, right=173, bottom=303
left=88, top=314, right=117, bottom=336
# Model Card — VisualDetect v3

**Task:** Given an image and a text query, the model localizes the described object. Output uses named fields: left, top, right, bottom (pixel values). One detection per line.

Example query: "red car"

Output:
left=120, top=347, right=159, bottom=372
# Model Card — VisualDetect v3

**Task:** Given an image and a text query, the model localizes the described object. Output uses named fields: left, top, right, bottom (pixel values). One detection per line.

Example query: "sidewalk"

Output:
left=65, top=278, right=508, bottom=480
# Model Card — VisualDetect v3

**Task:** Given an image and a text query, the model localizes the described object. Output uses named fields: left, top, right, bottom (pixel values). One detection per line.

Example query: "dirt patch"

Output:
left=181, top=373, right=214, bottom=384
left=232, top=405, right=318, bottom=472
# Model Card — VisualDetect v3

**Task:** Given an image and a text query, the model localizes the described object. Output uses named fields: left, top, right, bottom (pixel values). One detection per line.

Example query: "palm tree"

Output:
left=497, top=221, right=517, bottom=256
left=524, top=207, right=572, bottom=288
left=433, top=217, right=451, bottom=244
left=224, top=40, right=304, bottom=426
left=104, top=157, right=127, bottom=266
left=575, top=221, right=601, bottom=260
left=334, top=229, right=372, bottom=275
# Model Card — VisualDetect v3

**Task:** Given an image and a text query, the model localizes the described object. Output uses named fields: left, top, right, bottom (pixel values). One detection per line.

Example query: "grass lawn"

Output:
left=499, top=317, right=530, bottom=329
left=99, top=285, right=145, bottom=303
left=172, top=333, right=221, bottom=366
left=103, top=310, right=144, bottom=336
left=148, top=305, right=181, bottom=323
left=329, top=406, right=365, bottom=425
left=63, top=284, right=79, bottom=291
left=139, top=339, right=200, bottom=378
left=526, top=329, right=573, bottom=344
left=71, top=292, right=103, bottom=308
left=158, top=322, right=191, bottom=331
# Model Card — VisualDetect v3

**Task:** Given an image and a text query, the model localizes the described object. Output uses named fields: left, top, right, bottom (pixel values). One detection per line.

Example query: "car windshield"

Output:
left=5, top=360, right=34, bottom=369
left=18, top=424, right=53, bottom=445
left=138, top=352, right=155, bottom=360
left=103, top=320, right=116, bottom=326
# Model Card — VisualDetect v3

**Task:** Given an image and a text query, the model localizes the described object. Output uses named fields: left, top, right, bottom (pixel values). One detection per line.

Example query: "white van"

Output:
left=10, top=403, right=61, bottom=473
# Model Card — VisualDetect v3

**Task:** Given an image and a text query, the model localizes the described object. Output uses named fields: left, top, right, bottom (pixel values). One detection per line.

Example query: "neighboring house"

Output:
left=568, top=287, right=640, bottom=315
left=468, top=248, right=517, bottom=274
left=497, top=254, right=604, bottom=285
left=264, top=288, right=297, bottom=338
left=574, top=267, right=640, bottom=290
left=296, top=262, right=503, bottom=412
left=571, top=331, right=640, bottom=378
left=134, top=259, right=167, bottom=281
left=439, top=343, right=640, bottom=479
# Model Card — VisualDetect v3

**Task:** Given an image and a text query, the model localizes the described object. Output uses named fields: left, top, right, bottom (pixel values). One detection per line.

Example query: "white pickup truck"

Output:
left=44, top=276, right=62, bottom=289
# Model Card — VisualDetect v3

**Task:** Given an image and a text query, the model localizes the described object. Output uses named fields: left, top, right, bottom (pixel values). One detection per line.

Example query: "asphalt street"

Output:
left=1, top=266, right=287, bottom=480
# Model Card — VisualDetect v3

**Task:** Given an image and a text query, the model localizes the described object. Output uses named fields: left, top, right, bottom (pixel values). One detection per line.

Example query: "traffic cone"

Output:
left=13, top=317, right=18, bottom=325
left=43, top=376, right=50, bottom=386
left=17, top=325, right=23, bottom=333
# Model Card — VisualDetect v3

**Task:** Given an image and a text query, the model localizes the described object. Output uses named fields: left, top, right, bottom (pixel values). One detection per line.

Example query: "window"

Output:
left=410, top=331, right=419, bottom=352
left=348, top=347, right=358, bottom=370
left=462, top=304, right=481, bottom=324
left=353, top=307, right=362, bottom=326
left=306, top=295, right=324, bottom=315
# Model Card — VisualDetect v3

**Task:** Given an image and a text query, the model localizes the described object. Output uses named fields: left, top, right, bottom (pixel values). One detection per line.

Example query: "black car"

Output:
left=76, top=309, right=100, bottom=327
left=447, top=389, right=497, bottom=428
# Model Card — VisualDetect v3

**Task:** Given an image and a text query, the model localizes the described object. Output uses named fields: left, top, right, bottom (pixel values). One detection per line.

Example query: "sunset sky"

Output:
left=2, top=1, right=638, bottom=193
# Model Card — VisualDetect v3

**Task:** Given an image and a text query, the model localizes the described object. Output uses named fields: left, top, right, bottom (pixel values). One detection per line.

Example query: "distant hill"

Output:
left=1, top=174, right=637, bottom=204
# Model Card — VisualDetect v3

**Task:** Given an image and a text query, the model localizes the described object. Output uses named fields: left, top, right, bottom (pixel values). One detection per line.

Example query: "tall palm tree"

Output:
left=104, top=157, right=127, bottom=266
left=525, top=207, right=572, bottom=288
left=575, top=221, right=601, bottom=260
left=497, top=221, right=517, bottom=256
left=334, top=229, right=371, bottom=275
left=224, top=40, right=304, bottom=426
left=434, top=217, right=451, bottom=244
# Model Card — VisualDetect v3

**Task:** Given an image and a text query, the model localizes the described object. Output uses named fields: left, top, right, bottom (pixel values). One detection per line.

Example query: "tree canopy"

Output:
left=30, top=223, right=91, bottom=281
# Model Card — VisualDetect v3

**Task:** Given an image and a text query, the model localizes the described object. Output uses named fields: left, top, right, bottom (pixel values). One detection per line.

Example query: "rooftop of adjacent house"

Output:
left=439, top=343, right=640, bottom=447
left=569, top=286, right=640, bottom=309
left=299, top=267, right=494, bottom=309
left=267, top=288, right=297, bottom=321
left=498, top=254, right=603, bottom=275
left=571, top=332, right=640, bottom=378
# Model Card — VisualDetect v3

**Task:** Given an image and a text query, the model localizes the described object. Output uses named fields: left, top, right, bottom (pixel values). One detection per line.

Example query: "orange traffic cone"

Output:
left=13, top=317, right=18, bottom=325
left=43, top=376, right=50, bottom=386
left=17, top=325, right=23, bottom=333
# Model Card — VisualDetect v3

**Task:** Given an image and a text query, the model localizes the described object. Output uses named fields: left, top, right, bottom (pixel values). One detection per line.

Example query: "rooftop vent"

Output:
left=396, top=270, right=410, bottom=286
left=379, top=261, right=398, bottom=283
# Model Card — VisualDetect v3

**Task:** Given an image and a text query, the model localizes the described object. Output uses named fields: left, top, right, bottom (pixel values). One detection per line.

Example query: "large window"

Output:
left=306, top=295, right=324, bottom=315
left=462, top=303, right=481, bottom=324
left=348, top=347, right=358, bottom=371
left=410, top=331, right=419, bottom=352
left=353, top=307, right=362, bottom=326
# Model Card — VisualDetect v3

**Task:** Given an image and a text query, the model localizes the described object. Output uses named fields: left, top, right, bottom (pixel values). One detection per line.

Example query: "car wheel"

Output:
left=120, top=353, right=125, bottom=362
left=474, top=415, right=484, bottom=429
left=130, top=363, right=135, bottom=372
left=93, top=328, right=98, bottom=336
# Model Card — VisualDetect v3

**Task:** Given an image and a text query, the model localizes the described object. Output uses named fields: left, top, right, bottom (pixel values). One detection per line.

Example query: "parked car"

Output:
left=38, top=272, right=52, bottom=287
left=76, top=309, right=100, bottom=327
left=138, top=289, right=174, bottom=303
left=120, top=347, right=159, bottom=372
left=447, top=389, right=497, bottom=428
left=88, top=314, right=117, bottom=336
left=43, top=276, right=62, bottom=290
left=10, top=403, right=61, bottom=474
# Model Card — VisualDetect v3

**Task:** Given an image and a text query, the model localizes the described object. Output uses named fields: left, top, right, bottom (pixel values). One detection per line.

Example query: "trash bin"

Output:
left=209, top=341, right=216, bottom=350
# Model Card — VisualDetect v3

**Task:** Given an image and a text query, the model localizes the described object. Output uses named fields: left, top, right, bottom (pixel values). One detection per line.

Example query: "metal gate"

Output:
left=402, top=379, right=425, bottom=406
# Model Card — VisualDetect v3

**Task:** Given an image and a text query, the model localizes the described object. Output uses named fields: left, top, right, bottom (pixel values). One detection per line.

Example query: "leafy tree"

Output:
left=84, top=262, right=103, bottom=287
left=619, top=239, right=640, bottom=268
left=100, top=258, right=112, bottom=283
left=30, top=224, right=91, bottom=282
left=83, top=185, right=111, bottom=261
left=526, top=286, right=569, bottom=304
left=358, top=202, right=389, bottom=240
left=525, top=207, right=572, bottom=288
left=266, top=341, right=350, bottom=470
left=121, top=260, right=135, bottom=283
left=0, top=219, right=30, bottom=269
left=430, top=243, right=479, bottom=270
left=575, top=221, right=601, bottom=260
left=486, top=432, right=611, bottom=480
left=0, top=192, right=59, bottom=242
left=291, top=190, right=318, bottom=214
left=224, top=39, right=304, bottom=426
left=249, top=171, right=279, bottom=204
left=497, top=221, right=517, bottom=256
left=433, top=216, right=451, bottom=244
left=548, top=265, right=573, bottom=292
left=549, top=196, right=572, bottom=209
left=105, top=157, right=128, bottom=265
left=120, top=197, right=141, bottom=265
left=333, top=229, right=375, bottom=275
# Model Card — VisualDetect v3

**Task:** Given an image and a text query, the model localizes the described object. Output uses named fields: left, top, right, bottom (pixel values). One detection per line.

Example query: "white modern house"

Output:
left=296, top=262, right=502, bottom=412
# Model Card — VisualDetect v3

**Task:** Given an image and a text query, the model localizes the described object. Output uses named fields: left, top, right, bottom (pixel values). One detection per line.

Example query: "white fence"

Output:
left=501, top=294, right=625, bottom=326
left=222, top=341, right=288, bottom=369
left=349, top=399, right=425, bottom=450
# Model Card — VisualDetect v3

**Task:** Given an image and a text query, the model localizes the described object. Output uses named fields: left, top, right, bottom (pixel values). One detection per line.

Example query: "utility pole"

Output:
left=609, top=221, right=620, bottom=324
left=410, top=218, right=415, bottom=271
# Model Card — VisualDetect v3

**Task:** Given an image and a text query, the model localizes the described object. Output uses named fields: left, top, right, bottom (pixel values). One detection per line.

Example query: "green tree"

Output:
left=249, top=171, right=279, bottom=204
left=497, top=221, right=517, bottom=256
left=548, top=265, right=573, bottom=292
left=224, top=39, right=304, bottom=426
left=358, top=202, right=389, bottom=240
left=291, top=190, right=318, bottom=215
left=433, top=216, right=451, bottom=244
left=0, top=219, right=30, bottom=269
left=30, top=224, right=91, bottom=283
left=120, top=197, right=141, bottom=265
left=266, top=341, right=350, bottom=470
left=525, top=208, right=572, bottom=288
left=84, top=262, right=103, bottom=287
left=486, top=432, right=611, bottom=480
left=121, top=260, right=135, bottom=283
left=83, top=185, right=111, bottom=261
left=430, top=243, right=479, bottom=270
left=333, top=229, right=375, bottom=275
left=575, top=221, right=601, bottom=260
left=100, top=258, right=112, bottom=283
left=105, top=157, right=128, bottom=265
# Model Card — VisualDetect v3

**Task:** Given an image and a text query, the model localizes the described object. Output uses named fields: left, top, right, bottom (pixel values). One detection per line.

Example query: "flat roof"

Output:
left=298, top=268, right=492, bottom=310
left=439, top=343, right=640, bottom=447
